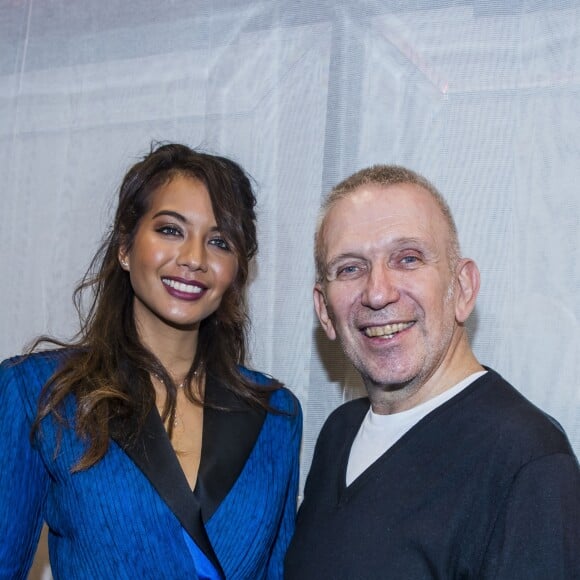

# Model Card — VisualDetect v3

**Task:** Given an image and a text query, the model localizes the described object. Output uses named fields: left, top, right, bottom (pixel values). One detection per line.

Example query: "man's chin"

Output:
left=359, top=368, right=417, bottom=392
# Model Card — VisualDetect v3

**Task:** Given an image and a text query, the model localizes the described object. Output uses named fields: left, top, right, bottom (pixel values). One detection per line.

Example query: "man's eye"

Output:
left=333, top=264, right=363, bottom=280
left=209, top=237, right=231, bottom=251
left=399, top=254, right=422, bottom=267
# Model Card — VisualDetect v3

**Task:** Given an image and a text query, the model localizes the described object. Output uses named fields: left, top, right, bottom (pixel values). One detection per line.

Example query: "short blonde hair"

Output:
left=315, top=165, right=460, bottom=283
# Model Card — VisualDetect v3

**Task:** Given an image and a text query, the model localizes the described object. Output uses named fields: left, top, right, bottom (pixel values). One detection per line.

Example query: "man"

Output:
left=285, top=166, right=580, bottom=579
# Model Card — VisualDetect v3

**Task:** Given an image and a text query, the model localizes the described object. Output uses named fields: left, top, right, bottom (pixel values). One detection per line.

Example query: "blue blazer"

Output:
left=0, top=350, right=302, bottom=579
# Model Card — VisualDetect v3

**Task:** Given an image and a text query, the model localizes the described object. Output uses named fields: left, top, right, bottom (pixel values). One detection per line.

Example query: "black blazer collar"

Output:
left=114, top=405, right=223, bottom=575
left=195, top=374, right=267, bottom=519
left=113, top=374, right=268, bottom=575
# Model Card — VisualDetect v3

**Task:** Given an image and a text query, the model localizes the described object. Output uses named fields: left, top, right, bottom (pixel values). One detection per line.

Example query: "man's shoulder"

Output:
left=318, top=397, right=369, bottom=436
left=330, top=396, right=369, bottom=417
left=462, top=368, right=574, bottom=457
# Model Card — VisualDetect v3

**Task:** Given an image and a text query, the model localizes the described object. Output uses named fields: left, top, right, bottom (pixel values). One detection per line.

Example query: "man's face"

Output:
left=315, top=182, right=461, bottom=391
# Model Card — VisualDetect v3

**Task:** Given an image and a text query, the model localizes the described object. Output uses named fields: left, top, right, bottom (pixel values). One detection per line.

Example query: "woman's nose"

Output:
left=177, top=237, right=208, bottom=272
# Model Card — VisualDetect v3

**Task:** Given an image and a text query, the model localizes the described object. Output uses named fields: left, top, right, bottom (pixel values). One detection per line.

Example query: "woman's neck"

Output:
left=136, top=320, right=199, bottom=379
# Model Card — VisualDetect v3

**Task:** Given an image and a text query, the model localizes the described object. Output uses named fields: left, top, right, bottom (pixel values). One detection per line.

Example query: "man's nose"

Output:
left=361, top=264, right=400, bottom=310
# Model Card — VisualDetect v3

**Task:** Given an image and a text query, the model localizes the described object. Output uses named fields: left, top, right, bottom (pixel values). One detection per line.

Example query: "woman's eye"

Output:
left=157, top=225, right=183, bottom=237
left=209, top=237, right=231, bottom=251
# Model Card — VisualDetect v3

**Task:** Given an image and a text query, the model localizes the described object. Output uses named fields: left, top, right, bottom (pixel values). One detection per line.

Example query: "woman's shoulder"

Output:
left=1, top=348, right=72, bottom=388
left=237, top=365, right=277, bottom=386
left=2, top=347, right=70, bottom=368
left=238, top=365, right=302, bottom=418
left=0, top=349, right=71, bottom=418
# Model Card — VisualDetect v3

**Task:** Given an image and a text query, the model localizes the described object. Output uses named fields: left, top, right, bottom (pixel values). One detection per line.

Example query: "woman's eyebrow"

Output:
left=151, top=210, right=222, bottom=234
left=152, top=209, right=187, bottom=222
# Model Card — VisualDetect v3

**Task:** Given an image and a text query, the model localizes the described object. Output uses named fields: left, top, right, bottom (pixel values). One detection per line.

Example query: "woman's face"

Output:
left=119, top=174, right=239, bottom=339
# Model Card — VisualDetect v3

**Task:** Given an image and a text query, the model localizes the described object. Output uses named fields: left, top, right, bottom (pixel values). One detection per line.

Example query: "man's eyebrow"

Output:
left=325, top=253, right=364, bottom=272
left=324, top=237, right=433, bottom=271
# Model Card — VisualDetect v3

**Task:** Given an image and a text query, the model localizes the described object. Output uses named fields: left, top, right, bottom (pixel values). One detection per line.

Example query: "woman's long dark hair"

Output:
left=32, top=143, right=273, bottom=471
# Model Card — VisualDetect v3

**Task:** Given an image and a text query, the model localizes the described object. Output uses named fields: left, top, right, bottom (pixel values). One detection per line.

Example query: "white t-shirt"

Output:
left=346, top=371, right=487, bottom=485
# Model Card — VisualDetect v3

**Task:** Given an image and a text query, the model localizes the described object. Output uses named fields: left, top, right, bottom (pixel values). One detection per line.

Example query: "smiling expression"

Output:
left=315, top=182, right=463, bottom=392
left=119, top=174, right=239, bottom=339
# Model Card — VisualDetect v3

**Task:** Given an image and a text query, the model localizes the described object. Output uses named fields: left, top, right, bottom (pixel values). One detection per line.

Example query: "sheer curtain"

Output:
left=1, top=1, right=578, bottom=577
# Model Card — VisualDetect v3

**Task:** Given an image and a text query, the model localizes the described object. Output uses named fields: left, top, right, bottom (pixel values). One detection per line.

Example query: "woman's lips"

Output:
left=162, top=277, right=206, bottom=299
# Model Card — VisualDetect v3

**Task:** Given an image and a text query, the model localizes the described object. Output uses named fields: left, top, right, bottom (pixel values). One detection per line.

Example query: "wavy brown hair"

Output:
left=32, top=143, right=275, bottom=471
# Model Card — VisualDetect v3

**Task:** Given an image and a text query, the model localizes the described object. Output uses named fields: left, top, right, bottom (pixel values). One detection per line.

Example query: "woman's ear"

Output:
left=454, top=258, right=480, bottom=323
left=118, top=246, right=130, bottom=271
left=314, top=284, right=337, bottom=341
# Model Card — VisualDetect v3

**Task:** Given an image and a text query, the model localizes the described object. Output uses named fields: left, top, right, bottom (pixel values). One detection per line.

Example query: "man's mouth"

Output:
left=363, top=321, right=414, bottom=338
left=162, top=278, right=204, bottom=295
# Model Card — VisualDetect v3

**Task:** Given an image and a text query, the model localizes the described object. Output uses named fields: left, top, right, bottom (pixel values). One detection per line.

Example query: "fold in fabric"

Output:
left=182, top=529, right=223, bottom=580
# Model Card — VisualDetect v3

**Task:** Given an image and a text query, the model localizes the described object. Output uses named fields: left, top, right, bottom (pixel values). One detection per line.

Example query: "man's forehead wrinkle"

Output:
left=340, top=193, right=412, bottom=224
left=326, top=227, right=436, bottom=257
left=325, top=213, right=418, bottom=247
left=329, top=192, right=440, bottom=233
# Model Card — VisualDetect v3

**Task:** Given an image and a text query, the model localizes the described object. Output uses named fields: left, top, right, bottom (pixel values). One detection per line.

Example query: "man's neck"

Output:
left=367, top=333, right=483, bottom=415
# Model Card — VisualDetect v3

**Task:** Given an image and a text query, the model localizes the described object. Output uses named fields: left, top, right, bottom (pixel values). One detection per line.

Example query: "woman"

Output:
left=0, top=143, right=301, bottom=579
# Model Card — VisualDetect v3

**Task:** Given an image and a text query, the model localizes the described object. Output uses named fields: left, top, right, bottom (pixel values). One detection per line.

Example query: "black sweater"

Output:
left=286, top=369, right=580, bottom=579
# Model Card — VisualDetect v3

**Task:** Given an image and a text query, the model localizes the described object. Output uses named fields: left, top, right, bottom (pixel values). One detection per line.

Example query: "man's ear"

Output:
left=313, top=283, right=337, bottom=341
left=454, top=258, right=480, bottom=323
left=118, top=245, right=130, bottom=271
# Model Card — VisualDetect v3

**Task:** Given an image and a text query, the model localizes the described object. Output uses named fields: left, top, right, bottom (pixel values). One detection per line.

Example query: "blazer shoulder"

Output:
left=237, top=365, right=301, bottom=416
left=238, top=365, right=279, bottom=386
left=0, top=349, right=67, bottom=387
left=0, top=349, right=69, bottom=421
left=271, top=384, right=302, bottom=417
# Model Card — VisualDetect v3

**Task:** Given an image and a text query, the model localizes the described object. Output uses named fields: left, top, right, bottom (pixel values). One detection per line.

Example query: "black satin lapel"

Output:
left=112, top=410, right=224, bottom=577
left=194, top=375, right=268, bottom=521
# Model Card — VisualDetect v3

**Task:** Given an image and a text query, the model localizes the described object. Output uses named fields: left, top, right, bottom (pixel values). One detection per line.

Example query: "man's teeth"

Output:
left=162, top=279, right=202, bottom=294
left=364, top=322, right=413, bottom=338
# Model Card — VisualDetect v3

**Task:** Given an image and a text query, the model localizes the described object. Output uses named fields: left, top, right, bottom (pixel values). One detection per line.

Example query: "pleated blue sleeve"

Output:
left=267, top=398, right=302, bottom=579
left=0, top=356, right=50, bottom=579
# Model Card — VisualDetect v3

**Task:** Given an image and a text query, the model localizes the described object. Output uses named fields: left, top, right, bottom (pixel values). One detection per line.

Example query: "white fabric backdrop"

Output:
left=1, top=1, right=579, bottom=577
